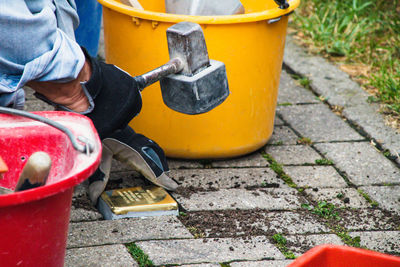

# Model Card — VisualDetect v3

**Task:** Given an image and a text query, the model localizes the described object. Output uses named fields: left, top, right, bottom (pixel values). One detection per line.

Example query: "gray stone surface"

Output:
left=315, top=142, right=400, bottom=186
left=277, top=104, right=364, bottom=142
left=338, top=208, right=400, bottom=231
left=70, top=207, right=103, bottom=222
left=67, top=216, right=192, bottom=248
left=284, top=166, right=348, bottom=188
left=278, top=70, right=320, bottom=105
left=349, top=231, right=400, bottom=254
left=65, top=244, right=137, bottom=267
left=343, top=105, right=400, bottom=163
left=304, top=188, right=370, bottom=209
left=179, top=264, right=220, bottom=267
left=264, top=211, right=330, bottom=234
left=210, top=152, right=269, bottom=168
left=24, top=100, right=53, bottom=111
left=360, top=186, right=400, bottom=214
left=168, top=159, right=204, bottom=169
left=170, top=168, right=285, bottom=190
left=284, top=35, right=370, bottom=108
left=274, top=116, right=285, bottom=126
left=265, top=145, right=322, bottom=165
left=268, top=126, right=299, bottom=145
left=136, top=236, right=285, bottom=265
left=230, top=260, right=294, bottom=267
left=286, top=234, right=344, bottom=256
left=174, top=188, right=305, bottom=211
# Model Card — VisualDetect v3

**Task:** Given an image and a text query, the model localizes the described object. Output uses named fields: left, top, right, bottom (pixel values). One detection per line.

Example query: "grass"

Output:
left=126, top=243, right=154, bottom=267
left=302, top=201, right=341, bottom=221
left=315, top=159, right=334, bottom=166
left=262, top=153, right=298, bottom=189
left=290, top=0, right=400, bottom=124
left=357, top=189, right=379, bottom=207
left=272, top=234, right=296, bottom=259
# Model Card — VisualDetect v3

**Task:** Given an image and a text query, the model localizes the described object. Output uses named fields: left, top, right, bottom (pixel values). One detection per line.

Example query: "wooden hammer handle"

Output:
left=14, top=152, right=52, bottom=192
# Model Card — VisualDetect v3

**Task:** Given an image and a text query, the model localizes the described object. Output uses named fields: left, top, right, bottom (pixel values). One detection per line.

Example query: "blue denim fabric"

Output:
left=0, top=0, right=84, bottom=108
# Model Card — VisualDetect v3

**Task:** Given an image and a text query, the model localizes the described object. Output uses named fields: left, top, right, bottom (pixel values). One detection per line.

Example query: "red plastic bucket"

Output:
left=0, top=111, right=101, bottom=267
left=289, top=245, right=400, bottom=267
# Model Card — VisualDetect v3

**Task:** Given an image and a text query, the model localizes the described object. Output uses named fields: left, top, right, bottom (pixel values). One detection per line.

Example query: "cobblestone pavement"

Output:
left=24, top=35, right=400, bottom=266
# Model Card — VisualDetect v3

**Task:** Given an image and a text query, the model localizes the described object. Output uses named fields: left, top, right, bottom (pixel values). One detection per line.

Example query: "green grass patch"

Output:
left=291, top=0, right=400, bottom=119
left=262, top=153, right=298, bottom=188
left=333, top=225, right=362, bottom=248
left=278, top=102, right=293, bottom=106
left=220, top=263, right=231, bottom=267
left=297, top=137, right=313, bottom=145
left=315, top=159, right=334, bottom=166
left=302, top=201, right=341, bottom=220
left=272, top=234, right=296, bottom=259
left=126, top=243, right=154, bottom=267
left=357, top=189, right=379, bottom=207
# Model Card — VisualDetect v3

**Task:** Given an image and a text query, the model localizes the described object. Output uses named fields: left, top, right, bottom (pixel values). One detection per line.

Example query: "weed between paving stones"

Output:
left=126, top=243, right=154, bottom=267
left=272, top=234, right=296, bottom=259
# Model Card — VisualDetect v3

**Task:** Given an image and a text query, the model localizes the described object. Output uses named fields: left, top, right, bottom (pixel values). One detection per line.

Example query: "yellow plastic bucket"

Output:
left=98, top=0, right=300, bottom=159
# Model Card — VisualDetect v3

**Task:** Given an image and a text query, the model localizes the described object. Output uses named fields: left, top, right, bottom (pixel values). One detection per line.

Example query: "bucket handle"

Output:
left=0, top=107, right=94, bottom=155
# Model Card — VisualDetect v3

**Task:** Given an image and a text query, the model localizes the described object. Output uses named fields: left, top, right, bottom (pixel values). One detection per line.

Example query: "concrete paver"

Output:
left=67, top=216, right=192, bottom=248
left=360, top=186, right=400, bottom=214
left=136, top=236, right=285, bottom=265
left=284, top=166, right=348, bottom=188
left=230, top=260, right=294, bottom=267
left=286, top=234, right=345, bottom=257
left=267, top=125, right=300, bottom=145
left=304, top=188, right=370, bottom=209
left=338, top=208, right=400, bottom=231
left=278, top=70, right=320, bottom=105
left=265, top=145, right=322, bottom=165
left=170, top=168, right=284, bottom=190
left=315, top=142, right=400, bottom=186
left=65, top=244, right=138, bottom=267
left=174, top=188, right=305, bottom=211
left=210, top=152, right=269, bottom=168
left=277, top=104, right=364, bottom=142
left=349, top=231, right=400, bottom=254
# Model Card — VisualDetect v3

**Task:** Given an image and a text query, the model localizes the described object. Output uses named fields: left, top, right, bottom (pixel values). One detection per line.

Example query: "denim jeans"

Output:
left=0, top=0, right=85, bottom=108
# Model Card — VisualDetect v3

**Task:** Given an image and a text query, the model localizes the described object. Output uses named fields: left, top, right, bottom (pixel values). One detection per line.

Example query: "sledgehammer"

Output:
left=134, top=22, right=230, bottom=115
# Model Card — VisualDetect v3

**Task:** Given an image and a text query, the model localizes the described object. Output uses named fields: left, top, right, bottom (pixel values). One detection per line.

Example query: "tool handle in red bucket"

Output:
left=0, top=107, right=94, bottom=155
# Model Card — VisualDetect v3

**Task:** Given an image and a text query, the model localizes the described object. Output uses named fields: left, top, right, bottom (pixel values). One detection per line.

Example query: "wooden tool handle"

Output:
left=120, top=0, right=144, bottom=10
left=14, top=152, right=52, bottom=192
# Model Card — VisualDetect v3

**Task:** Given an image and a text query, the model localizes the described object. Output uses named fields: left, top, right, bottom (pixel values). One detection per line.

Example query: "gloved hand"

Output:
left=34, top=47, right=142, bottom=139
left=88, top=125, right=179, bottom=204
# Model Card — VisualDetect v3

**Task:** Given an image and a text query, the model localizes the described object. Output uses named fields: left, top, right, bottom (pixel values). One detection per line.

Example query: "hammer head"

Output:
left=160, top=22, right=230, bottom=115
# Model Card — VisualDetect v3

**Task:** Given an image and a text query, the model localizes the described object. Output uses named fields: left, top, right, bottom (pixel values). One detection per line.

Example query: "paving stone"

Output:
left=278, top=70, right=319, bottom=105
left=65, top=244, right=137, bottom=267
left=168, top=159, right=204, bottom=169
left=171, top=168, right=285, bottom=190
left=360, top=186, right=400, bottom=215
left=315, top=142, right=400, bottom=186
left=343, top=101, right=400, bottom=164
left=136, top=236, right=285, bottom=265
left=338, top=208, right=400, bottom=231
left=284, top=166, right=348, bottom=188
left=23, top=87, right=36, bottom=100
left=286, top=234, right=344, bottom=257
left=230, top=260, right=294, bottom=267
left=210, top=152, right=268, bottom=168
left=70, top=207, right=102, bottom=222
left=284, top=35, right=370, bottom=108
left=274, top=116, right=285, bottom=126
left=349, top=231, right=400, bottom=254
left=265, top=145, right=322, bottom=165
left=174, top=188, right=305, bottom=211
left=266, top=211, right=330, bottom=235
left=24, top=100, right=53, bottom=111
left=277, top=104, right=364, bottom=142
left=178, top=264, right=220, bottom=267
left=67, top=216, right=192, bottom=248
left=268, top=126, right=299, bottom=145
left=304, top=188, right=370, bottom=209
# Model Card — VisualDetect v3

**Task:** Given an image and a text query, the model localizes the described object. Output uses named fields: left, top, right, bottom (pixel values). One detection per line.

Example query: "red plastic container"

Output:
left=0, top=111, right=101, bottom=267
left=289, top=245, right=400, bottom=267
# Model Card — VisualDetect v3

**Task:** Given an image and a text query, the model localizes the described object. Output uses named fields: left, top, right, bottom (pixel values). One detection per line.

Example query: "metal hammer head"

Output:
left=160, top=22, right=230, bottom=115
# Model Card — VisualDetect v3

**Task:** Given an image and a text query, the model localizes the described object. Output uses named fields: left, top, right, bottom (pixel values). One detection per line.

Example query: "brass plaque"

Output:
left=100, top=185, right=178, bottom=215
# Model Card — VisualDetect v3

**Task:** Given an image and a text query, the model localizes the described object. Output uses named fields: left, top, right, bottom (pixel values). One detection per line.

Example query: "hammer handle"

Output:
left=134, top=58, right=183, bottom=91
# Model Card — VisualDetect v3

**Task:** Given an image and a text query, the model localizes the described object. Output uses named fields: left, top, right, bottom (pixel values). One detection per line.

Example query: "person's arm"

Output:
left=0, top=0, right=88, bottom=111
